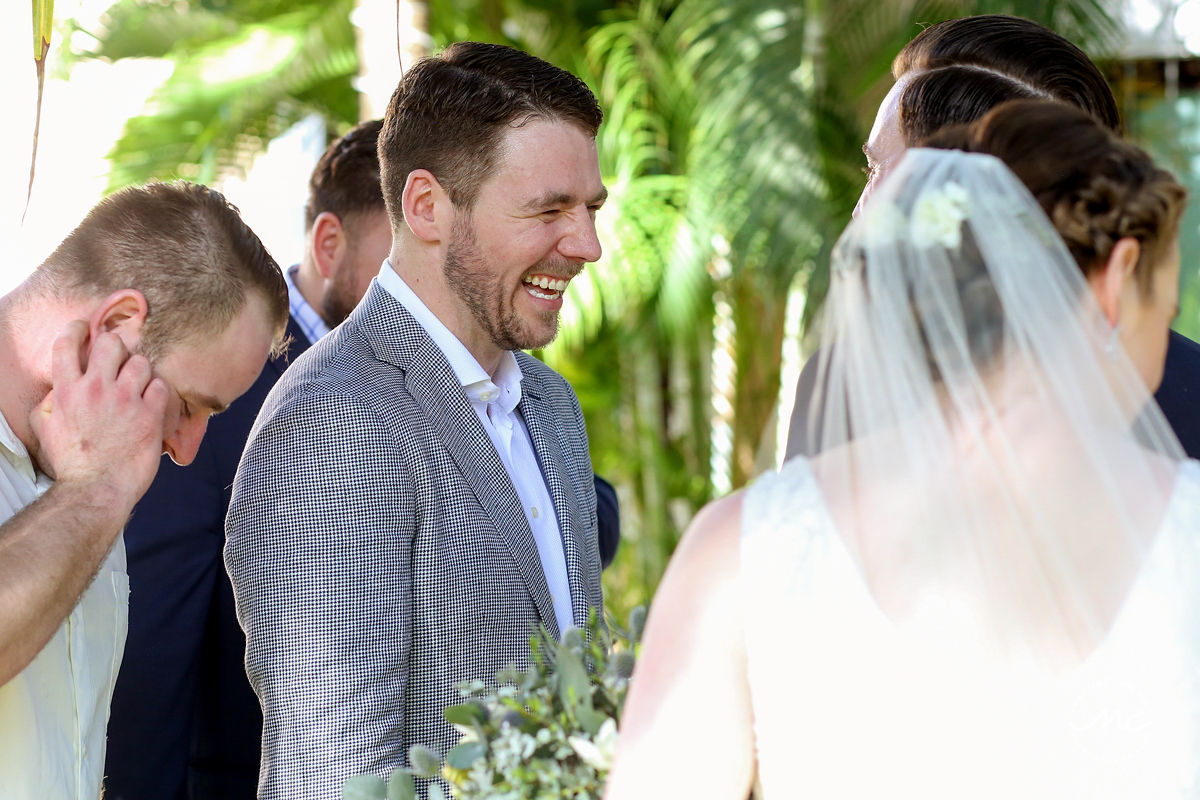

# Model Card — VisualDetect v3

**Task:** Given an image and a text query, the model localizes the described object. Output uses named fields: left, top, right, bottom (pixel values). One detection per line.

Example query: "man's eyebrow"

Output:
left=187, top=391, right=229, bottom=414
left=520, top=187, right=609, bottom=212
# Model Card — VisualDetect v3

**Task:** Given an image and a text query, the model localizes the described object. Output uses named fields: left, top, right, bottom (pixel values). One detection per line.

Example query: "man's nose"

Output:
left=163, top=416, right=209, bottom=467
left=559, top=212, right=603, bottom=263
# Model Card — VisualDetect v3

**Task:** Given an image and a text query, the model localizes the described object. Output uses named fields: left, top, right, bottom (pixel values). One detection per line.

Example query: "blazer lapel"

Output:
left=518, top=366, right=591, bottom=630
left=360, top=286, right=561, bottom=637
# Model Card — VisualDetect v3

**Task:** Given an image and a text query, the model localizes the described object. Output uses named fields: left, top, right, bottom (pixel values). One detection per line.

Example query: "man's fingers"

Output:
left=49, top=321, right=88, bottom=385
left=142, top=377, right=170, bottom=419
left=86, top=331, right=130, bottom=382
left=116, top=353, right=153, bottom=394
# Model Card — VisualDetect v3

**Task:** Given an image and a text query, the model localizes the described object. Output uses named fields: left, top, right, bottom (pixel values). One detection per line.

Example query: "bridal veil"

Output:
left=798, top=147, right=1189, bottom=666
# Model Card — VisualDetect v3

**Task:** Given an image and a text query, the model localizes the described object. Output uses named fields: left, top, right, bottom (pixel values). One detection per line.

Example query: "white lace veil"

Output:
left=800, top=147, right=1186, bottom=666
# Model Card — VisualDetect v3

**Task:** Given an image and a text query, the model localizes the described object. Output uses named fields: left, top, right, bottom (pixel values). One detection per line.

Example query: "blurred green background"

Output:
left=23, top=0, right=1200, bottom=621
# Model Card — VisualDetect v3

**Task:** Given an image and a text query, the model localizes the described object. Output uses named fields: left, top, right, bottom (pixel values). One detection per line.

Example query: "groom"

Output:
left=787, top=14, right=1200, bottom=458
left=225, top=42, right=607, bottom=798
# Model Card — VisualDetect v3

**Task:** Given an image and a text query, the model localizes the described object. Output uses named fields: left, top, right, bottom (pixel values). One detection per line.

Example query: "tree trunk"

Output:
left=354, top=0, right=431, bottom=120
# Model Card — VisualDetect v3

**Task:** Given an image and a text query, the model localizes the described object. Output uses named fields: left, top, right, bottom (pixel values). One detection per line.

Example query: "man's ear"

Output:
left=1089, top=237, right=1140, bottom=325
left=89, top=289, right=149, bottom=351
left=402, top=169, right=448, bottom=243
left=311, top=211, right=348, bottom=281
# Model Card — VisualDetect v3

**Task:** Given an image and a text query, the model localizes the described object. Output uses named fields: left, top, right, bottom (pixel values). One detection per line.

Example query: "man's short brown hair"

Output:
left=304, top=119, right=386, bottom=232
left=32, top=181, right=289, bottom=359
left=378, top=41, right=603, bottom=224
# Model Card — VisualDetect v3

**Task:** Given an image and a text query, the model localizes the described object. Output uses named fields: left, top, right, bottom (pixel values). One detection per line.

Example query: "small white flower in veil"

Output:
left=861, top=202, right=908, bottom=246
left=911, top=180, right=970, bottom=250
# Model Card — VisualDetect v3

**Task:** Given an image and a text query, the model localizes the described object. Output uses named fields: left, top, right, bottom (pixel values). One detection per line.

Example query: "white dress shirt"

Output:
left=377, top=261, right=575, bottom=635
left=0, top=412, right=129, bottom=799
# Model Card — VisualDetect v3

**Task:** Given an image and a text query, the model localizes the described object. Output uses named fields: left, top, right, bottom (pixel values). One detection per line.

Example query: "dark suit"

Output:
left=1153, top=331, right=1200, bottom=458
left=105, top=316, right=312, bottom=800
left=105, top=310, right=620, bottom=800
left=785, top=329, right=1200, bottom=460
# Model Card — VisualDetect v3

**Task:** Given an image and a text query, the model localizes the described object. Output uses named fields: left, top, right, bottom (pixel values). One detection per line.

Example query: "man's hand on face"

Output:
left=28, top=321, right=170, bottom=509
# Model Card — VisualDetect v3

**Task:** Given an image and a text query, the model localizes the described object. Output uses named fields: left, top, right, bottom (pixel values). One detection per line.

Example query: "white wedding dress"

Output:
left=741, top=457, right=1200, bottom=799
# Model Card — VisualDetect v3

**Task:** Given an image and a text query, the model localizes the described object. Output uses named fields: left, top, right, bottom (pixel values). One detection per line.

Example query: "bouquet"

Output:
left=344, top=606, right=644, bottom=800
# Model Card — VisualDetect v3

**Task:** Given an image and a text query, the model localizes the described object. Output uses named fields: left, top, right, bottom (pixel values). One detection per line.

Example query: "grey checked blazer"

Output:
left=224, top=280, right=603, bottom=799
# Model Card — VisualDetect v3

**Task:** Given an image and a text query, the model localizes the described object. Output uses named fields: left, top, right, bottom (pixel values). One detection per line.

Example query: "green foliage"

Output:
left=344, top=607, right=640, bottom=800
left=73, top=0, right=359, bottom=190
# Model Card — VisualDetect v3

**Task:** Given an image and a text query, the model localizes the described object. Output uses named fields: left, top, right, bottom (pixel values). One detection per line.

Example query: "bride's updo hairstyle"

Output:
left=924, top=99, right=1187, bottom=294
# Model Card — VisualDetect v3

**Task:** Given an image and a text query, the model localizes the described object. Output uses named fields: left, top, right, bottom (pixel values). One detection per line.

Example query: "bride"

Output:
left=604, top=100, right=1196, bottom=799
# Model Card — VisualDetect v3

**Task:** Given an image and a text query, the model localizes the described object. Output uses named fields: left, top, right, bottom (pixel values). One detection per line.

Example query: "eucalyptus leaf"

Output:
left=556, top=639, right=594, bottom=716
left=341, top=774, right=387, bottom=800
left=446, top=740, right=487, bottom=770
left=427, top=783, right=448, bottom=800
left=407, top=744, right=442, bottom=779
left=628, top=606, right=646, bottom=643
left=577, top=708, right=608, bottom=737
left=443, top=701, right=488, bottom=727
left=386, top=769, right=416, bottom=800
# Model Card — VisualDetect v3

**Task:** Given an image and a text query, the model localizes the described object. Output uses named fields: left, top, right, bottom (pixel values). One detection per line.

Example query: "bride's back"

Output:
left=793, top=105, right=1189, bottom=667
left=743, top=105, right=1200, bottom=797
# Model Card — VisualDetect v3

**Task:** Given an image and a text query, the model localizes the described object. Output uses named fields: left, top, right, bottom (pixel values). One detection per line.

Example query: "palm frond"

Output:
left=102, top=0, right=357, bottom=191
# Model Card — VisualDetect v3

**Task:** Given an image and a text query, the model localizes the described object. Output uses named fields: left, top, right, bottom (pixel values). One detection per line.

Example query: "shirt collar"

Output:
left=285, top=264, right=331, bottom=345
left=376, top=260, right=523, bottom=406
left=0, top=408, right=36, bottom=482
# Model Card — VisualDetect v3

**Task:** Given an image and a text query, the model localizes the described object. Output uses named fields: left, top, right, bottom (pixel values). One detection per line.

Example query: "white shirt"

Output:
left=0, top=412, right=129, bottom=800
left=377, top=261, right=575, bottom=635
left=285, top=264, right=331, bottom=346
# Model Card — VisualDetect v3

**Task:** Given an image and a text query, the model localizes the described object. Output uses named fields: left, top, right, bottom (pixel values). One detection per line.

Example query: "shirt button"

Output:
left=531, top=506, right=539, bottom=519
left=480, top=391, right=492, bottom=401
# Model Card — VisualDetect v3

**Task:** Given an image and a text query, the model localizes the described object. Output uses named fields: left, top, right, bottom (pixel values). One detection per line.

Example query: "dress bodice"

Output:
left=740, top=458, right=1200, bottom=798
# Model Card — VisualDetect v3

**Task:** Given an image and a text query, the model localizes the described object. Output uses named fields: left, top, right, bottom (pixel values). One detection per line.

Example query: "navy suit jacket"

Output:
left=105, top=314, right=621, bottom=800
left=105, top=316, right=312, bottom=800
left=1154, top=330, right=1200, bottom=458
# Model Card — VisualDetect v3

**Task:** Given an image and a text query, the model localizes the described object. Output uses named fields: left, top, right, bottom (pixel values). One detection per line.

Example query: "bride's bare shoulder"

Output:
left=669, top=491, right=745, bottom=579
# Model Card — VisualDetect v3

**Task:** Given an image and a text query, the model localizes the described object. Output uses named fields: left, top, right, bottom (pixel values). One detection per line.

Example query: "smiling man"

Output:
left=225, top=42, right=608, bottom=798
left=0, top=181, right=287, bottom=800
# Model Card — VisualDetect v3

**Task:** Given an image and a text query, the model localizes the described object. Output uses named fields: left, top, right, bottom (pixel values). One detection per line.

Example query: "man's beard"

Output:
left=443, top=216, right=567, bottom=352
left=321, top=269, right=358, bottom=328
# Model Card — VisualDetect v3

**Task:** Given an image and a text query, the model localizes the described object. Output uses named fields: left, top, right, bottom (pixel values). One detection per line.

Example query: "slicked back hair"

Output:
left=378, top=41, right=603, bottom=224
left=304, top=118, right=386, bottom=232
left=893, top=15, right=1120, bottom=145
left=32, top=181, right=289, bottom=360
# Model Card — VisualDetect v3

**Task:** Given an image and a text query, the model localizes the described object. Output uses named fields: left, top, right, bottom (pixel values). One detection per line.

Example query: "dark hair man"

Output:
left=227, top=42, right=611, bottom=798
left=0, top=181, right=287, bottom=800
left=788, top=14, right=1200, bottom=459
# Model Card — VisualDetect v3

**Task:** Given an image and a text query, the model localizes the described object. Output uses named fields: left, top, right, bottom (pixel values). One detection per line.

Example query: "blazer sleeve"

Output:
left=225, top=389, right=413, bottom=800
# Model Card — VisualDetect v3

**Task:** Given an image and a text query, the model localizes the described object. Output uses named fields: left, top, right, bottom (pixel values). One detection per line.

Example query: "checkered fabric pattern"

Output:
left=225, top=281, right=603, bottom=799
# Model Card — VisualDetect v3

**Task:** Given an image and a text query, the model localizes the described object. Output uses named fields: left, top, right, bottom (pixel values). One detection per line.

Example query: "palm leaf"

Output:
left=25, top=0, right=55, bottom=223
left=101, top=0, right=358, bottom=191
